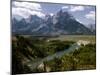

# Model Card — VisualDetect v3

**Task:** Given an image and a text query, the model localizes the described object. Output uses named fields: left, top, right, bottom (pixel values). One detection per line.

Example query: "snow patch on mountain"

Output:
left=32, top=24, right=47, bottom=32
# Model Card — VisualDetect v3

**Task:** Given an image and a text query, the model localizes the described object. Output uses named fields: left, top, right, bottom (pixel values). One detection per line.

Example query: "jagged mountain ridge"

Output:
left=12, top=9, right=94, bottom=35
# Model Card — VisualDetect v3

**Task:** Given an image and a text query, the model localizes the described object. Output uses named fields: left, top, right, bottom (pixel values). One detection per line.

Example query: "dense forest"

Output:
left=12, top=35, right=96, bottom=74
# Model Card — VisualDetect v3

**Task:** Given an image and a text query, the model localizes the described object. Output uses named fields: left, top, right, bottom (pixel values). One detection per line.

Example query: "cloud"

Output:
left=61, top=6, right=69, bottom=12
left=12, top=1, right=42, bottom=11
left=85, top=11, right=95, bottom=20
left=69, top=6, right=85, bottom=12
left=12, top=1, right=45, bottom=19
left=50, top=13, right=54, bottom=16
left=12, top=7, right=45, bottom=18
left=62, top=6, right=69, bottom=9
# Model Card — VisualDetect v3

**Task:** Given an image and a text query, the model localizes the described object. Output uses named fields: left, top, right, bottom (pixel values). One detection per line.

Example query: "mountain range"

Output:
left=12, top=9, right=94, bottom=35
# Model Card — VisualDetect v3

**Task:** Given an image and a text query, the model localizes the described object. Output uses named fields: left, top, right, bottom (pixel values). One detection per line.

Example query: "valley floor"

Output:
left=12, top=35, right=96, bottom=74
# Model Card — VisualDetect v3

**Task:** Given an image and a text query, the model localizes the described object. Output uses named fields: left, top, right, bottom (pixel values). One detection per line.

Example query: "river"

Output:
left=25, top=43, right=80, bottom=70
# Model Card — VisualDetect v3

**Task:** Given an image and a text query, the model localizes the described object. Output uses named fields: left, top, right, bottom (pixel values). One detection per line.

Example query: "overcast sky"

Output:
left=12, top=1, right=96, bottom=26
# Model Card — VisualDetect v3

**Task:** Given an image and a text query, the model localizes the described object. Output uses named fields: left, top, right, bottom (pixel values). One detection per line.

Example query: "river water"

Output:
left=26, top=43, right=80, bottom=70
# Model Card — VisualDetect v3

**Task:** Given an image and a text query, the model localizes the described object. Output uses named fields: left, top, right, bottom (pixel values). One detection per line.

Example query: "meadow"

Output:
left=49, top=35, right=96, bottom=43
